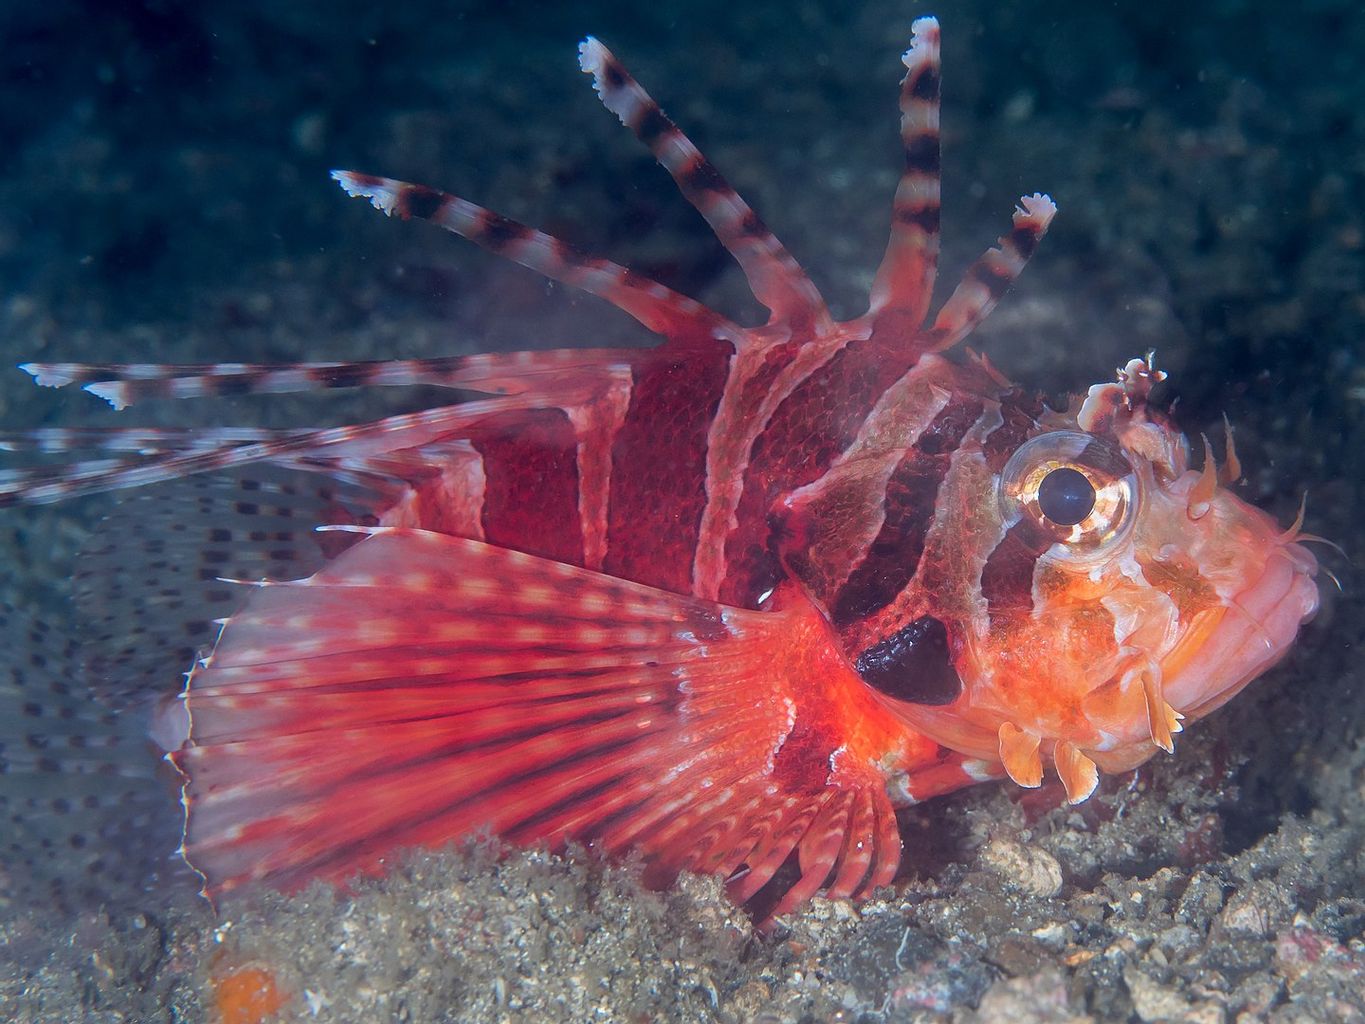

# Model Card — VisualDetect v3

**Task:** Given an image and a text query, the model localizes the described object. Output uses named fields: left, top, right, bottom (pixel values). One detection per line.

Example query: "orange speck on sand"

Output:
left=212, top=964, right=289, bottom=1024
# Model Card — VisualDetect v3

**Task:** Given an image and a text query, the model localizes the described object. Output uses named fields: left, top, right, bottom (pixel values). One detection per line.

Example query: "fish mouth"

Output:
left=1160, top=541, right=1319, bottom=723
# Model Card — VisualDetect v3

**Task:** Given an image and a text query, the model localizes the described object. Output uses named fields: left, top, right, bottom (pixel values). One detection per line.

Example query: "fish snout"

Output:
left=1161, top=541, right=1319, bottom=723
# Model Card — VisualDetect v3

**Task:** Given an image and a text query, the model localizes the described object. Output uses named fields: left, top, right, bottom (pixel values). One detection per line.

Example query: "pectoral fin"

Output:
left=172, top=528, right=914, bottom=922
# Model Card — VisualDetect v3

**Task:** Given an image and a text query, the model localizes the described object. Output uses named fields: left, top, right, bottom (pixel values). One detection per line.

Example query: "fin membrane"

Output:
left=73, top=470, right=361, bottom=711
left=173, top=529, right=901, bottom=920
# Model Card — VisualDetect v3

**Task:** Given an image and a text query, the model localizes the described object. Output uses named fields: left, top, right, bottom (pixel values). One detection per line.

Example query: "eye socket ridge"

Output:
left=998, top=430, right=1139, bottom=559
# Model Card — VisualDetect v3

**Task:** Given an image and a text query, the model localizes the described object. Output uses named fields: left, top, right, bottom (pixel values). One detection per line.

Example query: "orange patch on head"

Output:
left=1136, top=554, right=1219, bottom=617
left=212, top=963, right=289, bottom=1024
left=1066, top=600, right=1118, bottom=647
left=1034, top=561, right=1099, bottom=604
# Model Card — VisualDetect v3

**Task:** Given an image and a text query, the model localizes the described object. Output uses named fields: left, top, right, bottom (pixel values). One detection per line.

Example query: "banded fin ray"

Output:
left=19, top=349, right=628, bottom=411
left=332, top=171, right=740, bottom=347
left=922, top=193, right=1056, bottom=352
left=861, top=16, right=1054, bottom=358
left=0, top=362, right=625, bottom=506
left=578, top=37, right=830, bottom=332
left=0, top=425, right=282, bottom=452
left=868, top=15, right=943, bottom=328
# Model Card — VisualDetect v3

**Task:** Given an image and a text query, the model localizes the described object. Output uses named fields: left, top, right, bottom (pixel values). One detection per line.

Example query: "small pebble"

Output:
left=981, top=837, right=1064, bottom=898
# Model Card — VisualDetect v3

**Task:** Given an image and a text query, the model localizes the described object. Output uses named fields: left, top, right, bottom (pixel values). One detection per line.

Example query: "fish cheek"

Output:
left=1136, top=552, right=1220, bottom=619
left=853, top=615, right=963, bottom=706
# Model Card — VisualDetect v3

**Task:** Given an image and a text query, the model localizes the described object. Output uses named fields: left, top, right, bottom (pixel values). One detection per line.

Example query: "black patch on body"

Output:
left=854, top=615, right=961, bottom=705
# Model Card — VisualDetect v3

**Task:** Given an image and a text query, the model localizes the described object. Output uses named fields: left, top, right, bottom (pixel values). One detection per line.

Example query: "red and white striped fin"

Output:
left=0, top=425, right=281, bottom=452
left=290, top=446, right=458, bottom=496
left=579, top=37, right=830, bottom=331
left=333, top=171, right=738, bottom=346
left=171, top=529, right=902, bottom=924
left=23, top=357, right=468, bottom=411
left=747, top=790, right=852, bottom=918
left=21, top=349, right=629, bottom=411
left=0, top=398, right=529, bottom=506
left=868, top=16, right=942, bottom=328
left=826, top=787, right=900, bottom=900
left=923, top=193, right=1056, bottom=352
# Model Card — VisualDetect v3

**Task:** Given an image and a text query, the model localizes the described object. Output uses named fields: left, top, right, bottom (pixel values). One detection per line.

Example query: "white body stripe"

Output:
left=566, top=366, right=634, bottom=571
left=691, top=321, right=869, bottom=600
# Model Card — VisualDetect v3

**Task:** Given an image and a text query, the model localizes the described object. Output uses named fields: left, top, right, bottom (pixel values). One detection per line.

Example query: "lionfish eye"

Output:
left=998, top=430, right=1139, bottom=559
left=1037, top=467, right=1095, bottom=526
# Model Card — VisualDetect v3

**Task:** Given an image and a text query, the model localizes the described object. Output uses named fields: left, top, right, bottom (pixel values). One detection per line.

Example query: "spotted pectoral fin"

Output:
left=71, top=469, right=364, bottom=712
left=172, top=529, right=907, bottom=921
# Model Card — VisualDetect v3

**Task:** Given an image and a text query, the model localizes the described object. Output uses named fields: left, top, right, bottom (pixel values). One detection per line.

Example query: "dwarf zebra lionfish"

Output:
left=0, top=17, right=1318, bottom=921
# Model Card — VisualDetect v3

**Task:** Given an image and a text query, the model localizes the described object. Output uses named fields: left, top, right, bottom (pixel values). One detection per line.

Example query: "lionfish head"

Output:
left=898, top=357, right=1320, bottom=803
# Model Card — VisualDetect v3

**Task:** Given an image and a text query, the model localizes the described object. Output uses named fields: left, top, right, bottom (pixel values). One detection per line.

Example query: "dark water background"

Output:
left=1, top=1, right=1361, bottom=1021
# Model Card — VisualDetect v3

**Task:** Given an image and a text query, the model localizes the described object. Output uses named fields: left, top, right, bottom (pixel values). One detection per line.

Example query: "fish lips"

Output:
left=1162, top=540, right=1320, bottom=724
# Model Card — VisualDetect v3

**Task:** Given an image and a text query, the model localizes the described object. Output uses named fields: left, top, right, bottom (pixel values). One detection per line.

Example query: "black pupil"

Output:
left=1037, top=466, right=1096, bottom=526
